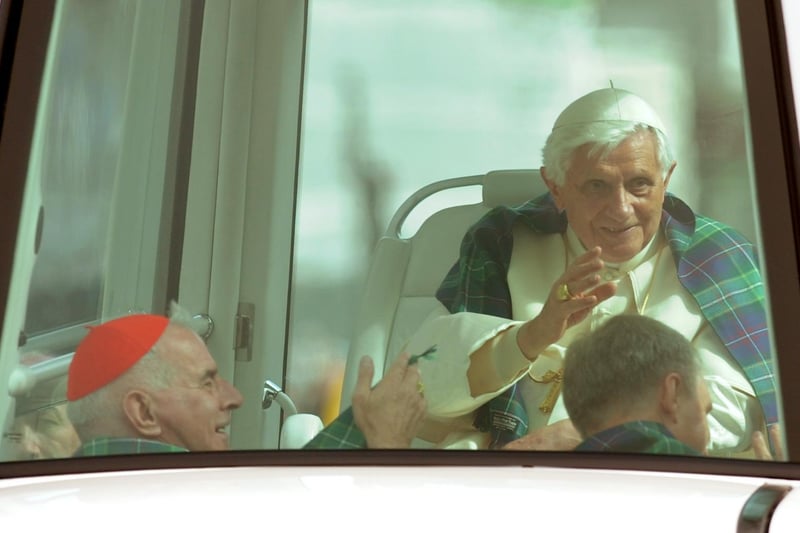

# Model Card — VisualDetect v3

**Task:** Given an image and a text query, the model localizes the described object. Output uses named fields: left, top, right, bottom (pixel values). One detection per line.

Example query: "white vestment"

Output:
left=405, top=224, right=758, bottom=455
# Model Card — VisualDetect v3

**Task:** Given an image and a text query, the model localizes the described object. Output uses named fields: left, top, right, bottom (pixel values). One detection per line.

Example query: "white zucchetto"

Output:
left=552, top=88, right=666, bottom=134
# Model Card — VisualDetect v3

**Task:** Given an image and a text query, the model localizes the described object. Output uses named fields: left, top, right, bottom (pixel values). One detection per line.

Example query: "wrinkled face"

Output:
left=150, top=326, right=244, bottom=451
left=545, top=131, right=674, bottom=263
left=9, top=405, right=81, bottom=459
left=672, top=377, right=712, bottom=454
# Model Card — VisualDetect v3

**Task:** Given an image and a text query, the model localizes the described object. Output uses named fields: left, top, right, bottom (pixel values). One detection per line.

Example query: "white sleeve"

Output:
left=695, top=324, right=760, bottom=454
left=402, top=306, right=534, bottom=418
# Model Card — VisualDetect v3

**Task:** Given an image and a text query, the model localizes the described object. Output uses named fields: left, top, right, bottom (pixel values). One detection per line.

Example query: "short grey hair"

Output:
left=562, top=314, right=699, bottom=438
left=541, top=122, right=675, bottom=186
left=167, top=300, right=196, bottom=329
left=67, top=301, right=196, bottom=440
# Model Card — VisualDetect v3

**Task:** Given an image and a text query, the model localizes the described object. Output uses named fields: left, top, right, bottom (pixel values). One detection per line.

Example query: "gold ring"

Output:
left=556, top=283, right=574, bottom=301
left=416, top=381, right=425, bottom=396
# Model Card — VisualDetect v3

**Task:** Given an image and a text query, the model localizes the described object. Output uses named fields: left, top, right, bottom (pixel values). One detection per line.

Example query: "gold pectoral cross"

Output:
left=530, top=369, right=563, bottom=414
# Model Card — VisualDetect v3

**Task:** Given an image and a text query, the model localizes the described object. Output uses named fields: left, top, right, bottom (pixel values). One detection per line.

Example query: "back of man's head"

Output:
left=563, top=314, right=699, bottom=439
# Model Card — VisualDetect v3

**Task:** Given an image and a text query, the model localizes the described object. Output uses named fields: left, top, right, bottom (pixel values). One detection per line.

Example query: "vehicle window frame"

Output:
left=736, top=0, right=800, bottom=461
left=0, top=0, right=54, bottom=464
left=0, top=0, right=799, bottom=476
left=0, top=0, right=50, bottom=346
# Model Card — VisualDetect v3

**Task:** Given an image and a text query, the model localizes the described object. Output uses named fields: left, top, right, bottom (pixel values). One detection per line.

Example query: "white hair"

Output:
left=167, top=300, right=196, bottom=329
left=541, top=121, right=675, bottom=186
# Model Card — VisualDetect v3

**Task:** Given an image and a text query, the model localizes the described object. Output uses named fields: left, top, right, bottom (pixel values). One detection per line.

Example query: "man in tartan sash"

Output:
left=405, top=87, right=777, bottom=456
left=563, top=314, right=713, bottom=456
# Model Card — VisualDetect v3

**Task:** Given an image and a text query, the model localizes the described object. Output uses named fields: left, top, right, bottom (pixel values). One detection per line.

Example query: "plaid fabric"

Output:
left=437, top=193, right=776, bottom=448
left=575, top=420, right=700, bottom=456
left=303, top=407, right=367, bottom=449
left=302, top=350, right=435, bottom=450
left=74, top=437, right=189, bottom=456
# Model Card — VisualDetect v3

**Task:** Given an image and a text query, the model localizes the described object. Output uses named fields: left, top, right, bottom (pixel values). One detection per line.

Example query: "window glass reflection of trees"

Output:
left=24, top=0, right=135, bottom=337
left=290, top=0, right=756, bottom=424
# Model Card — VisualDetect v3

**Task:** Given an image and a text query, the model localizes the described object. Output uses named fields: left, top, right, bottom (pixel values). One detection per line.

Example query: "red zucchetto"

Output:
left=67, top=314, right=169, bottom=401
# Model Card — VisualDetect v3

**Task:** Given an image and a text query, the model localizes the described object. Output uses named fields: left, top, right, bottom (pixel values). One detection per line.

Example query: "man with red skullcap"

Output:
left=67, top=304, right=244, bottom=455
left=67, top=303, right=426, bottom=455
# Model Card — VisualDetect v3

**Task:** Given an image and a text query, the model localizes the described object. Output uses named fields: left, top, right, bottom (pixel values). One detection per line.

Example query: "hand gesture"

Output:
left=352, top=353, right=427, bottom=448
left=517, top=247, right=616, bottom=358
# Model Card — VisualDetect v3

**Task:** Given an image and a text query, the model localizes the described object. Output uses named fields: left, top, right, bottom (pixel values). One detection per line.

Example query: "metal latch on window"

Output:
left=234, top=302, right=255, bottom=362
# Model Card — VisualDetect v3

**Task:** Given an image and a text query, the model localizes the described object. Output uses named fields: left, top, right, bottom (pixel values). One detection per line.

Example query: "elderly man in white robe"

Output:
left=403, top=87, right=776, bottom=456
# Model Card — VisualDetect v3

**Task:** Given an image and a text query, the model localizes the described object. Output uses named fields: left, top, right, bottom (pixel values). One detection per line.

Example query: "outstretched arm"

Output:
left=470, top=246, right=616, bottom=396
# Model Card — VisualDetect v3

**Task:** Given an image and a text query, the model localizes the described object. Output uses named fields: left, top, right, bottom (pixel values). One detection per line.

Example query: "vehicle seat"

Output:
left=338, top=169, right=547, bottom=413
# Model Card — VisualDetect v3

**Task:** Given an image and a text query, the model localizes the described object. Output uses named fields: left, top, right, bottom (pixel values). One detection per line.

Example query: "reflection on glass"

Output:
left=5, top=354, right=79, bottom=460
left=3, top=0, right=190, bottom=462
left=783, top=0, right=800, bottom=128
left=24, top=0, right=136, bottom=336
left=292, top=0, right=779, bottom=458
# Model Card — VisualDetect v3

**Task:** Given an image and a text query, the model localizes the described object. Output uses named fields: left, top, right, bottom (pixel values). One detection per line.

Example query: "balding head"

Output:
left=66, top=305, right=243, bottom=451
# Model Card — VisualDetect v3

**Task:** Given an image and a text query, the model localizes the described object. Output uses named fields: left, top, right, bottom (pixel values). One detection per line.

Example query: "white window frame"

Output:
left=179, top=0, right=306, bottom=449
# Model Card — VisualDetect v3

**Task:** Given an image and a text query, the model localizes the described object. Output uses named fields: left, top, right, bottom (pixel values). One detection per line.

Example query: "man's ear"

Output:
left=658, top=372, right=683, bottom=424
left=122, top=390, right=162, bottom=438
left=540, top=167, right=564, bottom=210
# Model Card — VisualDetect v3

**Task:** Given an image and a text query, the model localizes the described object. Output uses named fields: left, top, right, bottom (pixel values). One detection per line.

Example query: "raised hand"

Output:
left=517, top=247, right=617, bottom=359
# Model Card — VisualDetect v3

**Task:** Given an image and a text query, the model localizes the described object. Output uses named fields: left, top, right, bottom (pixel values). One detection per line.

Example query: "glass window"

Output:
left=0, top=0, right=195, bottom=461
left=0, top=0, right=795, bottom=467
left=24, top=0, right=136, bottom=338
left=290, top=0, right=778, bottom=457
left=19, top=0, right=191, bottom=355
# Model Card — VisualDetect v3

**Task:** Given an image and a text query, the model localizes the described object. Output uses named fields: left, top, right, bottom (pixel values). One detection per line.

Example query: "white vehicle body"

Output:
left=0, top=1, right=799, bottom=531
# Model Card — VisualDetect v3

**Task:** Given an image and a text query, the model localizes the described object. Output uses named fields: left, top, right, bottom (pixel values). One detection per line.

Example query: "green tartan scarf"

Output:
left=74, top=437, right=189, bottom=456
left=303, top=407, right=367, bottom=449
left=575, top=420, right=700, bottom=456
left=437, top=193, right=776, bottom=449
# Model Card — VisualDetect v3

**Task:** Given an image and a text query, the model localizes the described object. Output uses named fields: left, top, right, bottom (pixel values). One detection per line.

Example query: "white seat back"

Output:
left=339, top=169, right=546, bottom=411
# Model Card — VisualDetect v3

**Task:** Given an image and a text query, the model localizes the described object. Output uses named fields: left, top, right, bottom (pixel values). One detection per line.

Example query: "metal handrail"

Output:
left=8, top=352, right=73, bottom=397
left=386, top=174, right=483, bottom=238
